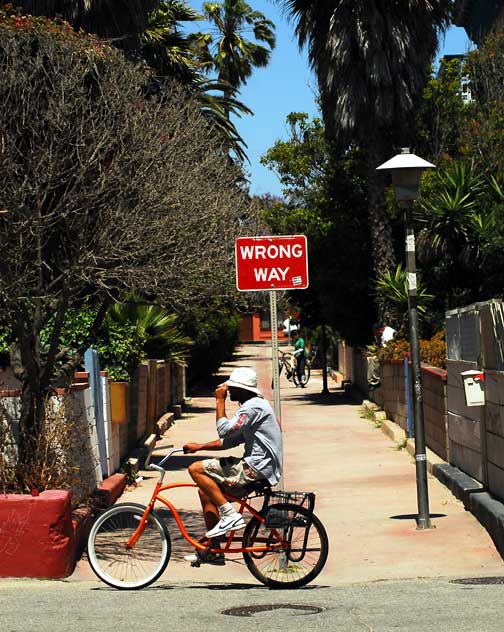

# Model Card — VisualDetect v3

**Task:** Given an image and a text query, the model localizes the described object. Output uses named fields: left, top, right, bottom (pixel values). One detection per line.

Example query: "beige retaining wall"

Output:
left=1, top=360, right=186, bottom=504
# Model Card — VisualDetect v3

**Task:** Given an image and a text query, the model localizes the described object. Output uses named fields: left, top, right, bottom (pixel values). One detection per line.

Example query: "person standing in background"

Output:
left=291, top=330, right=306, bottom=387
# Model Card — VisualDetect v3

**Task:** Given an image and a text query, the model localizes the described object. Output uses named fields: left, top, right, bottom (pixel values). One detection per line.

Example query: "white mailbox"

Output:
left=461, top=370, right=485, bottom=407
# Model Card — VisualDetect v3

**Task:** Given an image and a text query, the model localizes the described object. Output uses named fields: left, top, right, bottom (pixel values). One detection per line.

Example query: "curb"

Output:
left=432, top=463, right=484, bottom=505
left=93, top=473, right=127, bottom=508
left=362, top=401, right=445, bottom=473
left=432, top=463, right=504, bottom=559
left=72, top=473, right=127, bottom=567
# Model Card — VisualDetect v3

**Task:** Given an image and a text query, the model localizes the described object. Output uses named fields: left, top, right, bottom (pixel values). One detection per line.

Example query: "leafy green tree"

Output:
left=261, top=113, right=374, bottom=345
left=463, top=30, right=504, bottom=175
left=415, top=57, right=469, bottom=163
left=192, top=0, right=275, bottom=114
left=282, top=0, right=452, bottom=316
left=0, top=13, right=256, bottom=475
left=179, top=300, right=242, bottom=385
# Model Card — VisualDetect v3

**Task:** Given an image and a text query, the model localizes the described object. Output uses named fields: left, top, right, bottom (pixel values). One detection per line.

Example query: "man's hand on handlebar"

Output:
left=183, top=442, right=201, bottom=454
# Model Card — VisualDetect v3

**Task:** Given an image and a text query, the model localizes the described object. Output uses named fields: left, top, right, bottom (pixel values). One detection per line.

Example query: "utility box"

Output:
left=461, top=370, right=485, bottom=407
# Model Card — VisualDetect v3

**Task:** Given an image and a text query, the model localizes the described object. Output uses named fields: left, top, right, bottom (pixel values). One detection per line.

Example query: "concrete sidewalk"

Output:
left=73, top=344, right=503, bottom=586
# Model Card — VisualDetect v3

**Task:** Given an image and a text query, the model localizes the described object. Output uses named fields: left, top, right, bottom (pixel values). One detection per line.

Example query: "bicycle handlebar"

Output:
left=148, top=447, right=185, bottom=473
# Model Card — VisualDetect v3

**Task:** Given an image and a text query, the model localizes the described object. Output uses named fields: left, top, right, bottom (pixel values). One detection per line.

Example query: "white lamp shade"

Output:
left=376, top=151, right=436, bottom=201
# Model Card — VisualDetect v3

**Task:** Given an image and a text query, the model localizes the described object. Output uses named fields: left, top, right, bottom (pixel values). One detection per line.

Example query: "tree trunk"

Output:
left=366, top=142, right=398, bottom=323
left=17, top=383, right=46, bottom=469
left=15, top=314, right=48, bottom=471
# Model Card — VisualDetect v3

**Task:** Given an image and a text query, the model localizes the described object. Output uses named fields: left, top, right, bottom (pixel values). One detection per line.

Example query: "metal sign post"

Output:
left=269, top=289, right=282, bottom=426
left=235, top=234, right=309, bottom=493
left=269, top=289, right=283, bottom=490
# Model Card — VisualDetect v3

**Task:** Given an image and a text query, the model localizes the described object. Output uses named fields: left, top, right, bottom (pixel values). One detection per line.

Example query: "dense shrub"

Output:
left=376, top=330, right=446, bottom=369
left=43, top=306, right=148, bottom=382
left=182, top=304, right=241, bottom=386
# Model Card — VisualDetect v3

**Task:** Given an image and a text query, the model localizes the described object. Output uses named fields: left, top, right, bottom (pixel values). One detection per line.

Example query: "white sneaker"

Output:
left=205, top=512, right=246, bottom=538
left=184, top=551, right=225, bottom=567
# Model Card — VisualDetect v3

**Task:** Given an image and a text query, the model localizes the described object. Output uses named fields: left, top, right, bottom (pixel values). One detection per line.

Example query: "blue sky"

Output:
left=188, top=1, right=473, bottom=197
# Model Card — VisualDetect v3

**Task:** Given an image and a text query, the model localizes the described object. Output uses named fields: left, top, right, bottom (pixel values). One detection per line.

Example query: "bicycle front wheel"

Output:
left=87, top=503, right=171, bottom=590
left=293, top=364, right=311, bottom=386
left=242, top=503, right=328, bottom=589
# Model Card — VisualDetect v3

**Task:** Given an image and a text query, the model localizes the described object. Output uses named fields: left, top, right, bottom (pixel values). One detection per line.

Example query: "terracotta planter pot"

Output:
left=109, top=381, right=129, bottom=424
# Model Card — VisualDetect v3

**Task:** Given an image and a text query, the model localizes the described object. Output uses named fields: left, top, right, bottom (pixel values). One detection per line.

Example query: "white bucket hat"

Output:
left=224, top=367, right=263, bottom=397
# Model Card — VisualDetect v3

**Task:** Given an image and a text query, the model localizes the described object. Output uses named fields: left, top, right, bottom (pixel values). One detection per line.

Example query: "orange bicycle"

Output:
left=87, top=447, right=328, bottom=590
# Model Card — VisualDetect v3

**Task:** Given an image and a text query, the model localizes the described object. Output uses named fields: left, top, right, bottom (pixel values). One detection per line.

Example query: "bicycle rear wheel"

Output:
left=242, top=503, right=328, bottom=589
left=87, top=503, right=171, bottom=590
left=293, top=364, right=311, bottom=386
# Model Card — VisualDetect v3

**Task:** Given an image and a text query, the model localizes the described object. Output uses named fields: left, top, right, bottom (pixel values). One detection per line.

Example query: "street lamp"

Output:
left=377, top=148, right=436, bottom=530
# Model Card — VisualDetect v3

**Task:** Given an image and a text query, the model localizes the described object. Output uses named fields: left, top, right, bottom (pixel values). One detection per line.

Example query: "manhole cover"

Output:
left=452, top=577, right=504, bottom=585
left=221, top=604, right=324, bottom=618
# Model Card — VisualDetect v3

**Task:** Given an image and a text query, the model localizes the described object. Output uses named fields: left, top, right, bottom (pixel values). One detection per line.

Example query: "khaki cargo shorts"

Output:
left=202, top=456, right=264, bottom=498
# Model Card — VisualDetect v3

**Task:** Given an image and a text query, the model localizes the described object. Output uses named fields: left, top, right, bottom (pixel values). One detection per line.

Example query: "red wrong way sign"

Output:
left=235, top=235, right=309, bottom=291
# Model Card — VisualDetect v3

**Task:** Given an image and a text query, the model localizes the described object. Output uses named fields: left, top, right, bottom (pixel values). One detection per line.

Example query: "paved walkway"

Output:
left=74, top=344, right=503, bottom=585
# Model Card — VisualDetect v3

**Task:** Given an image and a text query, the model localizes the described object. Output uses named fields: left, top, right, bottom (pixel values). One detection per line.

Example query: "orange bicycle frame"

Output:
left=126, top=481, right=284, bottom=553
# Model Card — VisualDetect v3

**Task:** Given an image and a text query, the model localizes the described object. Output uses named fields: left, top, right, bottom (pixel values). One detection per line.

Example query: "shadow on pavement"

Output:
left=390, top=513, right=447, bottom=520
left=281, top=391, right=358, bottom=406
left=184, top=404, right=215, bottom=415
left=185, top=582, right=330, bottom=590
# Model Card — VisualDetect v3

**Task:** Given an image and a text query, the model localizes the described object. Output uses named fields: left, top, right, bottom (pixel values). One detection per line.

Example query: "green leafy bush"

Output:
left=0, top=326, right=9, bottom=367
left=40, top=305, right=147, bottom=382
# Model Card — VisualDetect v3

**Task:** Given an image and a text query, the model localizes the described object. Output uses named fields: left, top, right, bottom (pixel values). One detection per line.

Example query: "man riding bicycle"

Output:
left=183, top=367, right=283, bottom=566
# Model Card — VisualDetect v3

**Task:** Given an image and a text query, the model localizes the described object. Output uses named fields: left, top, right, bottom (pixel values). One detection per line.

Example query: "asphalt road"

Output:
left=2, top=576, right=504, bottom=632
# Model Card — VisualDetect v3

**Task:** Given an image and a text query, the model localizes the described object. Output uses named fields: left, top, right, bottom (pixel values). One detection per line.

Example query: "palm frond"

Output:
left=281, top=0, right=452, bottom=142
left=107, top=295, right=192, bottom=365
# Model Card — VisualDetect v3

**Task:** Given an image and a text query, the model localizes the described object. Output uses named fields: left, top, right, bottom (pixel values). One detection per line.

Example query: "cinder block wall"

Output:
left=352, top=350, right=369, bottom=397
left=422, top=367, right=449, bottom=461
left=372, top=360, right=409, bottom=432
left=371, top=359, right=448, bottom=460
left=485, top=371, right=504, bottom=501
left=447, top=359, right=483, bottom=483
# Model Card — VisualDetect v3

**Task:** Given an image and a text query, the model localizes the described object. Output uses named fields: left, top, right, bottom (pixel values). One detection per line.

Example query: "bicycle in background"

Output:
left=278, top=351, right=311, bottom=387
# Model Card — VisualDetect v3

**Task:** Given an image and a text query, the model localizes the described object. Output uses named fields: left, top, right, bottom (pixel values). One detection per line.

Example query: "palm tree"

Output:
left=415, top=163, right=485, bottom=263
left=141, top=1, right=254, bottom=160
left=415, top=162, right=491, bottom=307
left=193, top=78, right=253, bottom=160
left=192, top=0, right=276, bottom=116
left=282, top=0, right=452, bottom=313
left=375, top=264, right=433, bottom=335
left=142, top=0, right=202, bottom=84
left=107, top=295, right=192, bottom=365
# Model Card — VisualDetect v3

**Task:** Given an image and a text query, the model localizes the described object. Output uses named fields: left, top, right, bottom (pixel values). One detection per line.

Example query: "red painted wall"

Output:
left=239, top=312, right=289, bottom=343
left=0, top=491, right=75, bottom=578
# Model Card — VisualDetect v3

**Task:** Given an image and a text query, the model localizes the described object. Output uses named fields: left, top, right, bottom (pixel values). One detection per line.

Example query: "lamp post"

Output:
left=377, top=148, right=435, bottom=530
